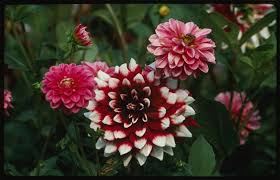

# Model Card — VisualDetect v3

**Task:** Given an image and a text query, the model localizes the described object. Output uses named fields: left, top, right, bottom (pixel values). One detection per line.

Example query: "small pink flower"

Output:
left=4, top=89, right=13, bottom=116
left=84, top=58, right=197, bottom=166
left=81, top=61, right=115, bottom=78
left=147, top=19, right=216, bottom=80
left=215, top=91, right=261, bottom=145
left=41, top=63, right=94, bottom=113
left=73, top=24, right=92, bottom=46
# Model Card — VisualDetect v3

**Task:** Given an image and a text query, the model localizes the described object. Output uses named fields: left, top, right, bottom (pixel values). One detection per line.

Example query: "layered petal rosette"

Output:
left=215, top=91, right=261, bottom=145
left=4, top=89, right=14, bottom=116
left=73, top=24, right=92, bottom=46
left=42, top=63, right=94, bottom=113
left=84, top=58, right=197, bottom=166
left=147, top=19, right=216, bottom=79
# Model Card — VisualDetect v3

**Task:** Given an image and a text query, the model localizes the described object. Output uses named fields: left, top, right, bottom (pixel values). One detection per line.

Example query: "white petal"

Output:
left=150, top=146, right=164, bottom=161
left=94, top=77, right=108, bottom=88
left=114, top=66, right=119, bottom=74
left=120, top=63, right=129, bottom=76
left=161, top=117, right=170, bottom=129
left=104, top=130, right=115, bottom=141
left=104, top=142, right=117, bottom=154
left=128, top=58, right=137, bottom=72
left=166, top=134, right=176, bottom=147
left=124, top=122, right=133, bottom=128
left=108, top=92, right=117, bottom=99
left=113, top=114, right=122, bottom=123
left=175, top=125, right=192, bottom=137
left=102, top=115, right=113, bottom=125
left=134, top=138, right=147, bottom=149
left=167, top=92, right=177, bottom=104
left=140, top=144, right=153, bottom=156
left=171, top=115, right=185, bottom=125
left=133, top=73, right=145, bottom=84
left=185, top=96, right=195, bottom=104
left=104, top=152, right=113, bottom=157
left=94, top=90, right=105, bottom=101
left=123, top=154, right=132, bottom=167
left=114, top=130, right=126, bottom=139
left=86, top=100, right=96, bottom=111
left=143, top=98, right=150, bottom=107
left=84, top=112, right=92, bottom=119
left=146, top=71, right=155, bottom=83
left=160, top=86, right=169, bottom=99
left=158, top=107, right=166, bottom=118
left=89, top=111, right=101, bottom=123
left=122, top=78, right=131, bottom=86
left=163, top=146, right=174, bottom=156
left=135, top=153, right=147, bottom=166
left=143, top=86, right=151, bottom=96
left=96, top=137, right=106, bottom=150
left=166, top=78, right=178, bottom=90
left=135, top=127, right=146, bottom=137
left=184, top=105, right=195, bottom=117
left=118, top=144, right=132, bottom=155
left=175, top=89, right=188, bottom=102
left=109, top=100, right=117, bottom=109
left=97, top=70, right=111, bottom=81
left=120, top=94, right=127, bottom=100
left=152, top=135, right=166, bottom=147
left=90, top=122, right=100, bottom=131
left=108, top=78, right=120, bottom=89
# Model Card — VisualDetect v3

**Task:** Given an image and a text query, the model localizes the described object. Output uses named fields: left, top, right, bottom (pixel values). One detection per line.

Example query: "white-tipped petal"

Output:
left=124, top=122, right=133, bottom=128
left=97, top=70, right=110, bottom=81
left=108, top=92, right=117, bottom=99
left=158, top=107, right=166, bottom=118
left=120, top=63, right=129, bottom=76
left=89, top=111, right=101, bottom=123
left=113, top=114, right=122, bottom=123
left=166, top=134, right=176, bottom=147
left=167, top=92, right=177, bottom=104
left=114, top=66, right=119, bottom=74
left=104, top=130, right=115, bottom=141
left=84, top=112, right=91, bottom=119
left=160, top=87, right=169, bottom=99
left=152, top=135, right=166, bottom=147
left=102, top=115, right=113, bottom=125
left=96, top=137, right=106, bottom=150
left=171, top=115, right=185, bottom=125
left=150, top=146, right=164, bottom=161
left=109, top=100, right=117, bottom=109
left=135, top=153, right=147, bottom=166
left=184, top=106, right=196, bottom=116
left=118, top=144, right=132, bottom=155
left=104, top=152, right=113, bottom=157
left=94, top=77, right=108, bottom=88
left=175, top=125, right=192, bottom=137
left=166, top=78, right=178, bottom=90
left=90, top=122, right=100, bottom=131
left=163, top=146, right=174, bottom=156
left=143, top=86, right=151, bottom=96
left=135, top=127, right=146, bottom=137
left=128, top=58, right=137, bottom=72
left=133, top=73, right=145, bottom=84
left=143, top=98, right=150, bottom=107
left=114, top=130, right=126, bottom=139
left=161, top=117, right=170, bottom=129
left=104, top=142, right=117, bottom=154
left=122, top=78, right=131, bottom=86
left=86, top=100, right=96, bottom=111
left=146, top=71, right=155, bottom=82
left=108, top=78, right=120, bottom=89
left=134, top=138, right=147, bottom=149
left=140, top=144, right=153, bottom=156
left=175, top=89, right=188, bottom=102
left=94, top=90, right=105, bottom=101
left=123, top=154, right=132, bottom=167
left=185, top=96, right=195, bottom=104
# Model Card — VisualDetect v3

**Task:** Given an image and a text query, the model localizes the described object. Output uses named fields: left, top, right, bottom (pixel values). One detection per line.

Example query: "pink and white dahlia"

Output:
left=73, top=24, right=92, bottom=46
left=41, top=63, right=94, bottom=113
left=215, top=91, right=261, bottom=145
left=84, top=58, right=197, bottom=166
left=4, top=89, right=13, bottom=116
left=147, top=19, right=216, bottom=79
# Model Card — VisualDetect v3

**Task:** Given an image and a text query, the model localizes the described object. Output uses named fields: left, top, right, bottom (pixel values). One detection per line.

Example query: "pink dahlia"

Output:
left=73, top=24, right=92, bottom=46
left=84, top=58, right=197, bottom=166
left=41, top=63, right=94, bottom=113
left=147, top=19, right=216, bottom=80
left=4, top=89, right=13, bottom=116
left=215, top=91, right=261, bottom=145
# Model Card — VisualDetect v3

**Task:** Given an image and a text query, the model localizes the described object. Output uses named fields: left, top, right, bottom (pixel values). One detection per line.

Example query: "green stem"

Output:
left=105, top=4, right=128, bottom=62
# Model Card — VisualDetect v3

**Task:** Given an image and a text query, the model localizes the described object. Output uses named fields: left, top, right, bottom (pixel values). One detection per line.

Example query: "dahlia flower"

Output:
left=215, top=91, right=261, bottom=145
left=81, top=61, right=115, bottom=78
left=73, top=24, right=92, bottom=46
left=84, top=58, right=197, bottom=166
left=4, top=89, right=13, bottom=116
left=41, top=63, right=94, bottom=113
left=147, top=19, right=216, bottom=79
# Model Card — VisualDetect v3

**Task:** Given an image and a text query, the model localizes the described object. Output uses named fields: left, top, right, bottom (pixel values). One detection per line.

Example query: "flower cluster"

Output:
left=4, top=89, right=13, bottom=116
left=215, top=91, right=261, bottom=144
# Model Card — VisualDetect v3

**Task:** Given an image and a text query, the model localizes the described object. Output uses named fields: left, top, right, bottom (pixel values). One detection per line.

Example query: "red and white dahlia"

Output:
left=4, top=89, right=13, bottom=116
left=84, top=58, right=197, bottom=166
left=41, top=63, right=94, bottom=113
left=73, top=24, right=92, bottom=46
left=147, top=18, right=216, bottom=80
left=215, top=91, right=261, bottom=145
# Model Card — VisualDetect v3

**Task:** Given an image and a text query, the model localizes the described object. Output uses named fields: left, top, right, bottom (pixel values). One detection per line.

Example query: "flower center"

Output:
left=59, top=77, right=74, bottom=88
left=182, top=34, right=196, bottom=46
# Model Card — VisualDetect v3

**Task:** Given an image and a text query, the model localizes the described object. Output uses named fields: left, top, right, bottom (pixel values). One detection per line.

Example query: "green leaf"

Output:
left=129, top=22, right=153, bottom=38
left=91, top=9, right=114, bottom=26
left=15, top=5, right=40, bottom=22
left=260, top=71, right=276, bottom=89
left=189, top=135, right=216, bottom=176
left=4, top=53, right=29, bottom=71
left=239, top=11, right=276, bottom=45
left=193, top=97, right=239, bottom=157
left=239, top=56, right=255, bottom=69
left=126, top=4, right=149, bottom=27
